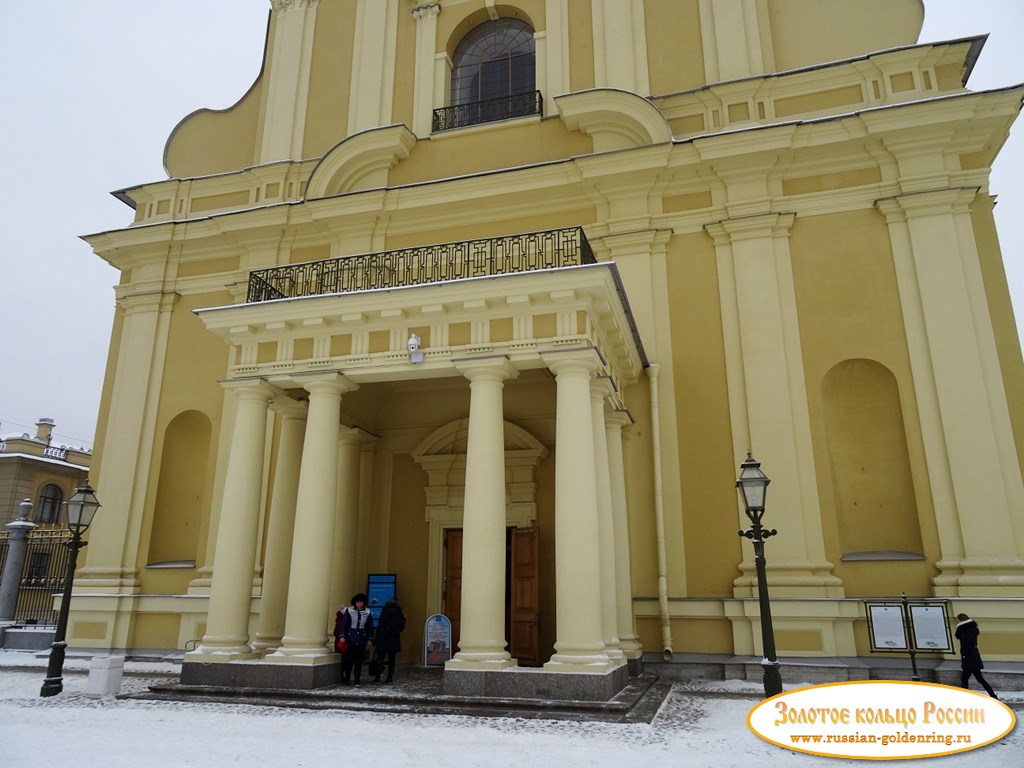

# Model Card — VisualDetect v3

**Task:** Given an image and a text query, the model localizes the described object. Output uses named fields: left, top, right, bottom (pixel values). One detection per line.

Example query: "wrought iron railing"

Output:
left=0, top=528, right=71, bottom=626
left=432, top=90, right=543, bottom=132
left=247, top=226, right=595, bottom=303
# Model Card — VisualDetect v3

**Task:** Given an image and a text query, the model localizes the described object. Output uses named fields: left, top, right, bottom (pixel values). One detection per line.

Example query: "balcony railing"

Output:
left=432, top=90, right=543, bottom=132
left=247, top=227, right=595, bottom=303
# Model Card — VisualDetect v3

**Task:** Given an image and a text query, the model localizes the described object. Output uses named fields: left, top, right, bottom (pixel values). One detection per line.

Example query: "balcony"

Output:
left=247, top=227, right=595, bottom=303
left=432, top=91, right=543, bottom=132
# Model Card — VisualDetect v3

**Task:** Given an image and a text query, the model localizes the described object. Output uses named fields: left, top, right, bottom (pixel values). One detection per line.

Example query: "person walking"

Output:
left=955, top=613, right=998, bottom=699
left=372, top=597, right=407, bottom=683
left=338, top=592, right=374, bottom=687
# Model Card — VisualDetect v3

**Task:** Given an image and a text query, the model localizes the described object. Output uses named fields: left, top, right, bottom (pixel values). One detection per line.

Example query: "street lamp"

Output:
left=736, top=452, right=782, bottom=698
left=40, top=484, right=101, bottom=697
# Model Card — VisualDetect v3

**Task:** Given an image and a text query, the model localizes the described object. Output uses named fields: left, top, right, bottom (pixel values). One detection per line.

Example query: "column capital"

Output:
left=542, top=348, right=604, bottom=377
left=115, top=290, right=179, bottom=316
left=605, top=408, right=634, bottom=430
left=270, top=396, right=308, bottom=421
left=590, top=375, right=616, bottom=401
left=270, top=0, right=318, bottom=13
left=412, top=2, right=440, bottom=21
left=295, top=372, right=358, bottom=397
left=705, top=212, right=795, bottom=245
left=455, top=356, right=517, bottom=383
left=221, top=378, right=280, bottom=402
left=875, top=187, right=978, bottom=222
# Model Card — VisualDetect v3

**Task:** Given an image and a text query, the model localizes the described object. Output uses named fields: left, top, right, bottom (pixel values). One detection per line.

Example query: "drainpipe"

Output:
left=647, top=363, right=673, bottom=659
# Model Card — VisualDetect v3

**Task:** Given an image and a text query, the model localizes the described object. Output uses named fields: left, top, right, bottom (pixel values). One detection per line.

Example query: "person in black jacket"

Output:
left=372, top=597, right=407, bottom=683
left=955, top=613, right=997, bottom=698
left=337, top=593, right=374, bottom=687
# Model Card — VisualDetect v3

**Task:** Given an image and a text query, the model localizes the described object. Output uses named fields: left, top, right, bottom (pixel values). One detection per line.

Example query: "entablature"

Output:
left=195, top=262, right=646, bottom=398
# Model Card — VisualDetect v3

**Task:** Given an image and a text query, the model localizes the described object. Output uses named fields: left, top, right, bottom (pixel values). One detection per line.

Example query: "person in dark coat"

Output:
left=955, top=613, right=997, bottom=698
left=372, top=597, right=407, bottom=683
left=337, top=592, right=374, bottom=687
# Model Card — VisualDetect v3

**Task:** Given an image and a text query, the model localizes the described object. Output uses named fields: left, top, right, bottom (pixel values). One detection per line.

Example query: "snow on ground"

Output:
left=0, top=652, right=1019, bottom=768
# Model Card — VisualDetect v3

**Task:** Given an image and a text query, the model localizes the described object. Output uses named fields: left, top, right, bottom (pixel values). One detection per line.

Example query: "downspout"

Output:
left=647, top=363, right=673, bottom=659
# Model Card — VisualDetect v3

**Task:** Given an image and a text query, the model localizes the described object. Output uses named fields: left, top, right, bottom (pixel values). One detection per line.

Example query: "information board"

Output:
left=867, top=603, right=909, bottom=650
left=366, top=573, right=397, bottom=622
left=909, top=604, right=953, bottom=652
left=423, top=614, right=453, bottom=666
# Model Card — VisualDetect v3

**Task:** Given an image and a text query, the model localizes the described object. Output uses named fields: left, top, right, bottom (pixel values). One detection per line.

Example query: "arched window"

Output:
left=435, top=19, right=540, bottom=130
left=35, top=483, right=63, bottom=525
left=452, top=19, right=535, bottom=105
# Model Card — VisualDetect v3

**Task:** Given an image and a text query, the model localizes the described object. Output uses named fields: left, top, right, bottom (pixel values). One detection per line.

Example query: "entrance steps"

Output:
left=127, top=667, right=672, bottom=723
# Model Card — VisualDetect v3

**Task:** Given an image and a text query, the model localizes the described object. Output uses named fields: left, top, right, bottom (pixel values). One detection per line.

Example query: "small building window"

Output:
left=36, top=484, right=63, bottom=525
left=434, top=18, right=540, bottom=131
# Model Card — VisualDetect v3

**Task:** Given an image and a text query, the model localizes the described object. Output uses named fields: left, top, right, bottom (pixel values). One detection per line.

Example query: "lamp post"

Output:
left=40, top=484, right=101, bottom=697
left=736, top=452, right=782, bottom=698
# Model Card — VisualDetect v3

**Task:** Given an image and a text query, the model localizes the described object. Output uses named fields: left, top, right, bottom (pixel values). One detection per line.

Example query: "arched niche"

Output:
left=821, top=359, right=924, bottom=562
left=412, top=418, right=548, bottom=616
left=147, top=410, right=212, bottom=568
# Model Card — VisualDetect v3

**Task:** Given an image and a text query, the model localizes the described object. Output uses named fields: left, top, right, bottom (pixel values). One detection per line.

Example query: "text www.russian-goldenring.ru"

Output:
left=789, top=732, right=972, bottom=747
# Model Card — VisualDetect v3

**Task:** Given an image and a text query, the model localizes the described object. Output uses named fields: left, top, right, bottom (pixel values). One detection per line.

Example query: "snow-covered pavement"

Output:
left=0, top=653, right=1019, bottom=767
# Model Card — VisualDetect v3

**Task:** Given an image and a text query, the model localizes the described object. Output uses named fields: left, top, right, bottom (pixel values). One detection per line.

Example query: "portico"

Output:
left=182, top=234, right=646, bottom=695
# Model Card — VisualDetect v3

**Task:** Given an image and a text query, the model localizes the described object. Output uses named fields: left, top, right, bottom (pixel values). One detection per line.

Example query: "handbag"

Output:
left=334, top=636, right=348, bottom=654
left=368, top=650, right=384, bottom=678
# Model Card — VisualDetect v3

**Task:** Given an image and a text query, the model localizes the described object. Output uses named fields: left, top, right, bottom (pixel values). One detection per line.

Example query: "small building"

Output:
left=0, top=419, right=91, bottom=527
left=75, top=0, right=1024, bottom=693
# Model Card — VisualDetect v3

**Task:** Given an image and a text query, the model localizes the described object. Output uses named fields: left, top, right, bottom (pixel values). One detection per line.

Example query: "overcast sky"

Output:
left=1, top=1, right=1022, bottom=452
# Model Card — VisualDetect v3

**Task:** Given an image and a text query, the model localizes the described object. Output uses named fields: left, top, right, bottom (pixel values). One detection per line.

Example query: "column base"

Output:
left=933, top=558, right=1024, bottom=596
left=619, top=636, right=644, bottom=660
left=184, top=646, right=258, bottom=663
left=264, top=644, right=336, bottom=665
left=544, top=654, right=619, bottom=674
left=445, top=652, right=518, bottom=671
left=733, top=561, right=845, bottom=598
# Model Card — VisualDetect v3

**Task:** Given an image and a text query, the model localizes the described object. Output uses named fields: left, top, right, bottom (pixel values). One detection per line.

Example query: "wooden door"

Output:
left=509, top=526, right=540, bottom=666
left=443, top=528, right=463, bottom=647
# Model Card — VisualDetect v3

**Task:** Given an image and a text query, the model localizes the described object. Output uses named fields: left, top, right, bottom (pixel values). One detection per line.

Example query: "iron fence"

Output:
left=0, top=528, right=71, bottom=626
left=247, top=226, right=595, bottom=303
left=432, top=90, right=543, bottom=132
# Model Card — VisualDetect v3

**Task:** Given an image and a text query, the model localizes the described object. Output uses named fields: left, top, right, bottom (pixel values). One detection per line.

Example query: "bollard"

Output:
left=85, top=655, right=125, bottom=697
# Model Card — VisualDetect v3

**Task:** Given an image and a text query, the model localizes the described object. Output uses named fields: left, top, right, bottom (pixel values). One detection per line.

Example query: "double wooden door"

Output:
left=443, top=526, right=540, bottom=666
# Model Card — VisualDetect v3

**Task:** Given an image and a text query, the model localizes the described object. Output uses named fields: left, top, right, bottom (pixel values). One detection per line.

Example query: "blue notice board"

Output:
left=366, top=573, right=397, bottom=622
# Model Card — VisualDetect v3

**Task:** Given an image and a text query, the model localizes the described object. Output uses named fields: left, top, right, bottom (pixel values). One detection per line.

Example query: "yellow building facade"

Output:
left=78, top=0, right=1024, bottom=692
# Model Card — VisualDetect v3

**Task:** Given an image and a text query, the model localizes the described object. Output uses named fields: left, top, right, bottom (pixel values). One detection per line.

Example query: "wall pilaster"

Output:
left=707, top=214, right=843, bottom=597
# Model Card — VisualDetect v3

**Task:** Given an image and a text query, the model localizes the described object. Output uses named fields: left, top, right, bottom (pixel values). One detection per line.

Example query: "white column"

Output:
left=447, top=358, right=518, bottom=670
left=268, top=375, right=357, bottom=661
left=411, top=3, right=441, bottom=137
left=545, top=353, right=613, bottom=673
left=251, top=398, right=307, bottom=655
left=591, top=378, right=623, bottom=661
left=606, top=408, right=641, bottom=657
left=187, top=379, right=277, bottom=661
left=330, top=426, right=365, bottom=616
